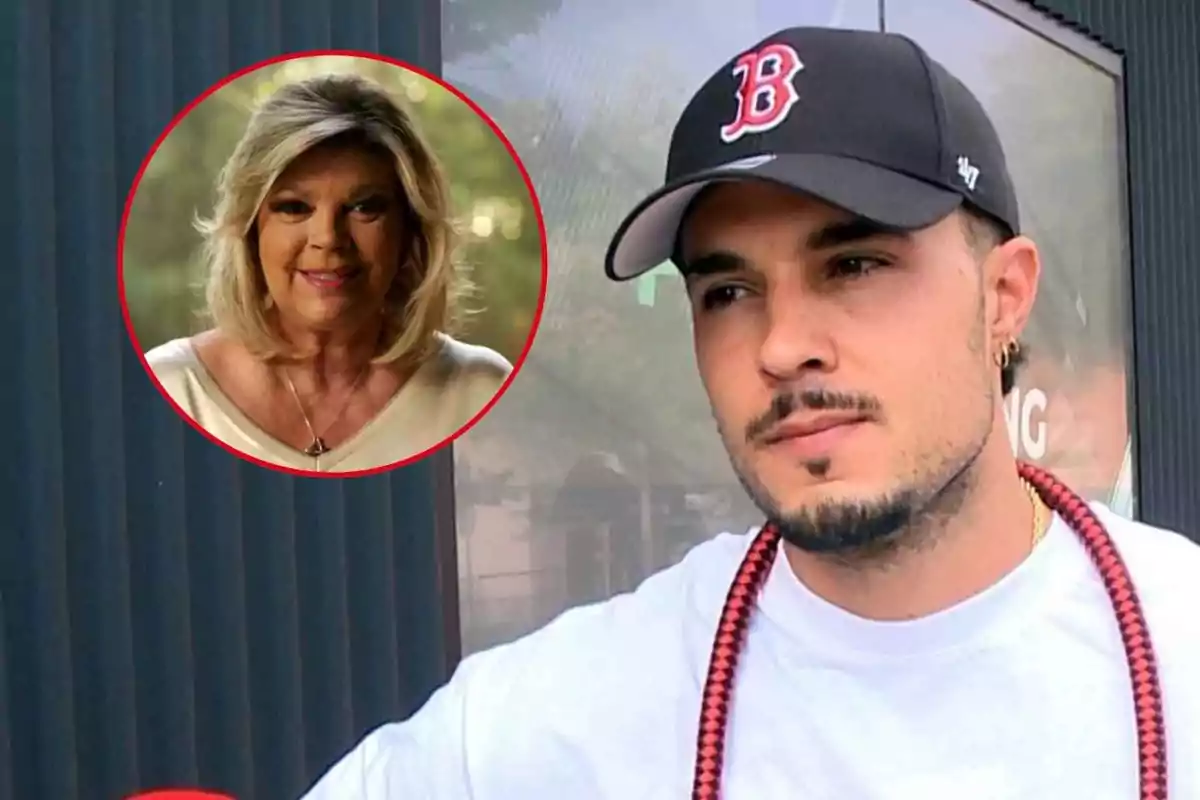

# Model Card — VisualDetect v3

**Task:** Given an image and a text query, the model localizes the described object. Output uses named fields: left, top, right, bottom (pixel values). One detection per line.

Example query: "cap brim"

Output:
left=604, top=153, right=964, bottom=281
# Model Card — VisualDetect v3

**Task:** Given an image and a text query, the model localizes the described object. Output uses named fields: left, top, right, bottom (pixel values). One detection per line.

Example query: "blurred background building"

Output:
left=4, top=0, right=1199, bottom=798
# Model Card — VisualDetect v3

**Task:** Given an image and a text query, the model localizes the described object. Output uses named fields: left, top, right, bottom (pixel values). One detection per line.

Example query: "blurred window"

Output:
left=446, top=0, right=1133, bottom=656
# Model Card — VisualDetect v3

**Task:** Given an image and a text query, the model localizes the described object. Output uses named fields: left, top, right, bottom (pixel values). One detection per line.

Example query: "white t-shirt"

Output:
left=301, top=504, right=1200, bottom=799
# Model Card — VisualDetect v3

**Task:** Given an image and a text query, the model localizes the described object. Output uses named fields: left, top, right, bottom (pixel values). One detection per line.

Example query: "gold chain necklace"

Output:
left=282, top=365, right=369, bottom=458
left=1023, top=477, right=1049, bottom=547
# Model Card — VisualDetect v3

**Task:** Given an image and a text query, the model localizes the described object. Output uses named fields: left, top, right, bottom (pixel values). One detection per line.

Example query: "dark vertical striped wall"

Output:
left=1029, top=0, right=1200, bottom=535
left=1, top=0, right=1198, bottom=800
left=3, top=1, right=453, bottom=800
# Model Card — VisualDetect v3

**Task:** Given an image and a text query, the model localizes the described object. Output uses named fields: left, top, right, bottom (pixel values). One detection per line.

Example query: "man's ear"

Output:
left=985, top=234, right=1041, bottom=350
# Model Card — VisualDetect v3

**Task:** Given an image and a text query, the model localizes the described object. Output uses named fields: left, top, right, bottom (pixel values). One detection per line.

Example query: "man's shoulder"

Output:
left=1094, top=507, right=1200, bottom=662
left=1095, top=504, right=1200, bottom=596
left=439, top=529, right=755, bottom=779
left=304, top=532, right=760, bottom=799
left=451, top=529, right=756, bottom=710
left=1093, top=504, right=1200, bottom=625
left=1093, top=506, right=1200, bottom=787
left=472, top=528, right=756, bottom=671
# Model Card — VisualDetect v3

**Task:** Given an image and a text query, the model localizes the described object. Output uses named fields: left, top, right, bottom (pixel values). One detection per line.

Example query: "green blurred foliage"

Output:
left=122, top=56, right=542, bottom=364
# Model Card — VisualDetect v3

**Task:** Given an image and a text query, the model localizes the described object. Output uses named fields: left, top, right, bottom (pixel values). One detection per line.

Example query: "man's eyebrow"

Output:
left=675, top=217, right=911, bottom=278
left=806, top=217, right=911, bottom=250
left=678, top=251, right=747, bottom=280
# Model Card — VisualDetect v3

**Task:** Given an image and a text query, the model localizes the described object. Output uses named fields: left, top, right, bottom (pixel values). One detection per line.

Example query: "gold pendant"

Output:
left=304, top=438, right=331, bottom=457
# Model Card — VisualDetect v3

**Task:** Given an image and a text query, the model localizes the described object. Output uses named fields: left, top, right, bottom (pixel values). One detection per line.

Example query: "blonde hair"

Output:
left=196, top=71, right=471, bottom=365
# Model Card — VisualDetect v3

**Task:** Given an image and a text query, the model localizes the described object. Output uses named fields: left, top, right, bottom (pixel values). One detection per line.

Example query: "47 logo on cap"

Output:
left=719, top=43, right=804, bottom=144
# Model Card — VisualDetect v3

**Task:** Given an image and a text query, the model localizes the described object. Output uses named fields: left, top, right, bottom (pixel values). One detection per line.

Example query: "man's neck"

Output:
left=782, top=446, right=1036, bottom=622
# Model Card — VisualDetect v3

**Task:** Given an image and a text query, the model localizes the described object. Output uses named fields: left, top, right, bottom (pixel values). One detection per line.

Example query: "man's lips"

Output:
left=762, top=413, right=867, bottom=443
left=759, top=413, right=868, bottom=457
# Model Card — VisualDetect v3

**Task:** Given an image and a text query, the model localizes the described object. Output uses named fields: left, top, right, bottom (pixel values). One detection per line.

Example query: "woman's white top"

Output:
left=143, top=332, right=512, bottom=473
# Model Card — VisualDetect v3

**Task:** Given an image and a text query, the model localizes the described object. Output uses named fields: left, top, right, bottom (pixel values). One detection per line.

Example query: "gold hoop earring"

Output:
left=995, top=339, right=1016, bottom=370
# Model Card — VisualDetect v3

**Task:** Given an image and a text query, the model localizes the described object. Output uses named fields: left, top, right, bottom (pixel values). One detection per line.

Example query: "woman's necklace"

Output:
left=282, top=365, right=370, bottom=458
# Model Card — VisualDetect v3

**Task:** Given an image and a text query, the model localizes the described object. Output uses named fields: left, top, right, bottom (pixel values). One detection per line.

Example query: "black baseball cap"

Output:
left=604, top=26, right=1020, bottom=281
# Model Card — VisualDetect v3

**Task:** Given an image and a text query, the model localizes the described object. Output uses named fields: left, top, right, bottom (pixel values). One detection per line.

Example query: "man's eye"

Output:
left=828, top=255, right=890, bottom=279
left=699, top=284, right=751, bottom=311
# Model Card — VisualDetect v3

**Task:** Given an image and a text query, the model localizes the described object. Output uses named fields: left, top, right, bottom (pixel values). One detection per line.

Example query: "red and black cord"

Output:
left=691, top=462, right=1168, bottom=800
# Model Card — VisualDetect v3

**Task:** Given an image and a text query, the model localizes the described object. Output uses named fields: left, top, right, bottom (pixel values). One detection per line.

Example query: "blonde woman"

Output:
left=144, top=73, right=514, bottom=472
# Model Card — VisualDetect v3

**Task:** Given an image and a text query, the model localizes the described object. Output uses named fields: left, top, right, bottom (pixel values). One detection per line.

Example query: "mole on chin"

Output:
left=804, top=458, right=831, bottom=478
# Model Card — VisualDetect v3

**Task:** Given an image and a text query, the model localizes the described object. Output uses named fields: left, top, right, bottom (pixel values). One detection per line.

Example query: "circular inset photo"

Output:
left=120, top=51, right=546, bottom=477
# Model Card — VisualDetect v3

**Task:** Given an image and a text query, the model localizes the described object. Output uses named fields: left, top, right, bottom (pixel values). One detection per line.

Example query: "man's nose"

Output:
left=757, top=282, right=836, bottom=381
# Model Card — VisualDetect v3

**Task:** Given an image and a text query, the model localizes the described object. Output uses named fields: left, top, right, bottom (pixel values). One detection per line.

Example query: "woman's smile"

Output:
left=297, top=265, right=365, bottom=292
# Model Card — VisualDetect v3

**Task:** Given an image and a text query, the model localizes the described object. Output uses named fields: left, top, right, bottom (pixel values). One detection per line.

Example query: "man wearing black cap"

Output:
left=303, top=27, right=1200, bottom=800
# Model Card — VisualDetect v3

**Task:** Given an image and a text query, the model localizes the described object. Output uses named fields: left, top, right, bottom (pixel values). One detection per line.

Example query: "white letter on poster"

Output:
left=1021, top=388, right=1048, bottom=460
left=1004, top=387, right=1049, bottom=460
